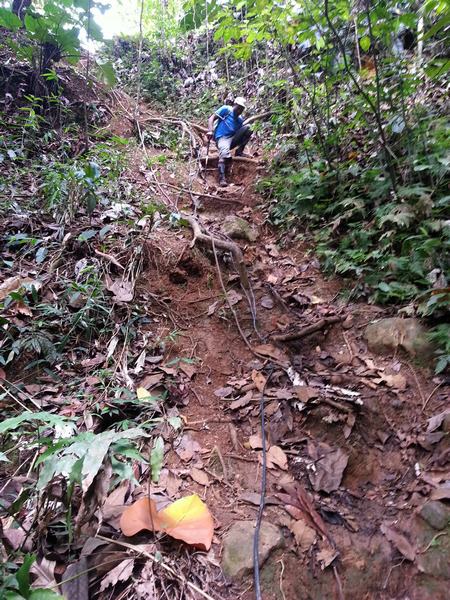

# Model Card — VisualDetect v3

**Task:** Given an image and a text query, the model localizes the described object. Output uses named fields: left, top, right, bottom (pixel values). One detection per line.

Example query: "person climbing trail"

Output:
left=207, top=96, right=252, bottom=187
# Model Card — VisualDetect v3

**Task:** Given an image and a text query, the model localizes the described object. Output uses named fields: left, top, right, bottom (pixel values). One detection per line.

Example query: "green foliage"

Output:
left=1, top=554, right=63, bottom=600
left=150, top=435, right=165, bottom=482
left=0, top=411, right=74, bottom=435
left=428, top=324, right=450, bottom=373
left=35, top=427, right=146, bottom=490
left=1, top=0, right=105, bottom=73
left=0, top=265, right=114, bottom=368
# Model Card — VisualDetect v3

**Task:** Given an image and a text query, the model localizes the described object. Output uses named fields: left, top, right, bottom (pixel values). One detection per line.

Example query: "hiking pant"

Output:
left=216, top=125, right=252, bottom=160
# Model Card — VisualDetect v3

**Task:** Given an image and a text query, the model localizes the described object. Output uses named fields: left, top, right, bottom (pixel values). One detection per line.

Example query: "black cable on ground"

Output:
left=253, top=365, right=274, bottom=600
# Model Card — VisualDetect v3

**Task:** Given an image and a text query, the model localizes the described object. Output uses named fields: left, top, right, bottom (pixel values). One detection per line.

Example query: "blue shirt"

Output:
left=214, top=105, right=244, bottom=140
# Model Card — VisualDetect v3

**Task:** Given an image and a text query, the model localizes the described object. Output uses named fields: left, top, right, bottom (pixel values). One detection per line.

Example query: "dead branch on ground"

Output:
left=272, top=316, right=343, bottom=342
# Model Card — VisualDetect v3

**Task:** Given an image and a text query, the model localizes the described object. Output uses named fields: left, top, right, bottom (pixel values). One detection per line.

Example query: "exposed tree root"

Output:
left=272, top=316, right=343, bottom=342
left=200, top=155, right=262, bottom=166
left=180, top=213, right=250, bottom=292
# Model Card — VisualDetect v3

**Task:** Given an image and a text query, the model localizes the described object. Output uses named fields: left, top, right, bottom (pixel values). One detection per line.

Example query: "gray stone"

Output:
left=364, top=317, right=434, bottom=359
left=221, top=520, right=284, bottom=579
left=222, top=216, right=259, bottom=243
left=419, top=501, right=450, bottom=530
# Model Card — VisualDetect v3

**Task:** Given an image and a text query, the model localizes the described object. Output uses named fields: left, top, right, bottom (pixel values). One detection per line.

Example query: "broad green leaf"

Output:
left=168, top=416, right=182, bottom=430
left=425, top=59, right=450, bottom=79
left=80, top=428, right=144, bottom=492
left=435, top=357, right=448, bottom=374
left=16, top=554, right=36, bottom=598
left=77, top=229, right=97, bottom=242
left=0, top=412, right=73, bottom=434
left=29, top=591, right=64, bottom=600
left=423, top=13, right=450, bottom=40
left=151, top=436, right=164, bottom=483
left=97, top=61, right=116, bottom=87
left=5, top=592, right=25, bottom=600
left=0, top=8, right=22, bottom=31
left=378, top=282, right=390, bottom=292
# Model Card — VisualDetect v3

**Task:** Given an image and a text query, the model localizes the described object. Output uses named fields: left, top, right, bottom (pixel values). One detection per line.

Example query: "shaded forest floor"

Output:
left=1, top=81, right=449, bottom=600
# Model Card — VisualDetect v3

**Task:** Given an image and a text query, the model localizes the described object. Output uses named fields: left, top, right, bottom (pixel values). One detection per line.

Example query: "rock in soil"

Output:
left=364, top=317, right=434, bottom=359
left=222, top=215, right=259, bottom=243
left=222, top=520, right=284, bottom=579
left=419, top=501, right=450, bottom=530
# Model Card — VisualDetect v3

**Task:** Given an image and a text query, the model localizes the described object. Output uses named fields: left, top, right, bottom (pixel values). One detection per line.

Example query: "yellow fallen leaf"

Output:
left=120, top=494, right=214, bottom=551
left=136, top=387, right=158, bottom=402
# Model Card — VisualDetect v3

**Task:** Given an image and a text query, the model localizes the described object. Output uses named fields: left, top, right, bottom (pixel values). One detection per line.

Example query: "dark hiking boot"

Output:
left=235, top=147, right=251, bottom=157
left=218, top=162, right=228, bottom=187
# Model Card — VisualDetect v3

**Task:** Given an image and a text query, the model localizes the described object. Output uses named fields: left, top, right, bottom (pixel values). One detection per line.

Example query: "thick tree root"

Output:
left=272, top=316, right=343, bottom=342
left=200, top=155, right=262, bottom=166
left=180, top=213, right=250, bottom=291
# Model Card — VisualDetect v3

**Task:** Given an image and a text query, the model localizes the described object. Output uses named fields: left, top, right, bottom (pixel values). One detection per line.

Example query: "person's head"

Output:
left=233, top=96, right=246, bottom=116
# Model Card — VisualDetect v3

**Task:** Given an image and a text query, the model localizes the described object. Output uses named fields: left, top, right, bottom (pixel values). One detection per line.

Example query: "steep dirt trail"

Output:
left=126, top=131, right=450, bottom=600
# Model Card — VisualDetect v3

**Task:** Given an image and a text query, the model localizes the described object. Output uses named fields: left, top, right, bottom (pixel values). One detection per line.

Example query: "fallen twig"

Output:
left=272, top=316, right=343, bottom=342
left=422, top=381, right=444, bottom=412
left=95, top=535, right=218, bottom=600
left=162, top=181, right=246, bottom=204
left=94, top=249, right=124, bottom=270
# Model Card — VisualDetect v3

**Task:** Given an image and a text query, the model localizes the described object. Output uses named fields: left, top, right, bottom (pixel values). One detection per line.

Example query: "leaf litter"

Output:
left=0, top=58, right=448, bottom=600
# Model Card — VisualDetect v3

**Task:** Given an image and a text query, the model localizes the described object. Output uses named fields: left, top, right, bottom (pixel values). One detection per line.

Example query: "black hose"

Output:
left=253, top=365, right=274, bottom=600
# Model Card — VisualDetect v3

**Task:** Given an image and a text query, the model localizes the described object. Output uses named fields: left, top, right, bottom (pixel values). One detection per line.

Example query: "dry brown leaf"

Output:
left=290, top=519, right=317, bottom=550
left=426, top=410, right=450, bottom=433
left=190, top=467, right=210, bottom=486
left=265, top=243, right=280, bottom=257
left=316, top=546, right=338, bottom=569
left=61, top=558, right=89, bottom=600
left=2, top=528, right=29, bottom=551
left=139, top=373, right=164, bottom=389
left=251, top=369, right=266, bottom=392
left=374, top=373, right=407, bottom=390
left=380, top=523, right=416, bottom=561
left=266, top=445, right=288, bottom=470
left=120, top=495, right=214, bottom=550
left=431, top=486, right=450, bottom=501
left=180, top=362, right=196, bottom=379
left=294, top=386, right=319, bottom=402
left=254, top=343, right=290, bottom=367
left=30, top=558, right=58, bottom=590
left=99, top=558, right=134, bottom=591
left=229, top=392, right=253, bottom=410
left=276, top=483, right=331, bottom=542
left=248, top=434, right=263, bottom=449
left=105, top=276, right=134, bottom=302
left=103, top=481, right=129, bottom=528
left=76, top=460, right=112, bottom=532
left=174, top=434, right=201, bottom=462
left=307, top=443, right=348, bottom=493
left=238, top=492, right=280, bottom=506
left=14, top=301, right=33, bottom=316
